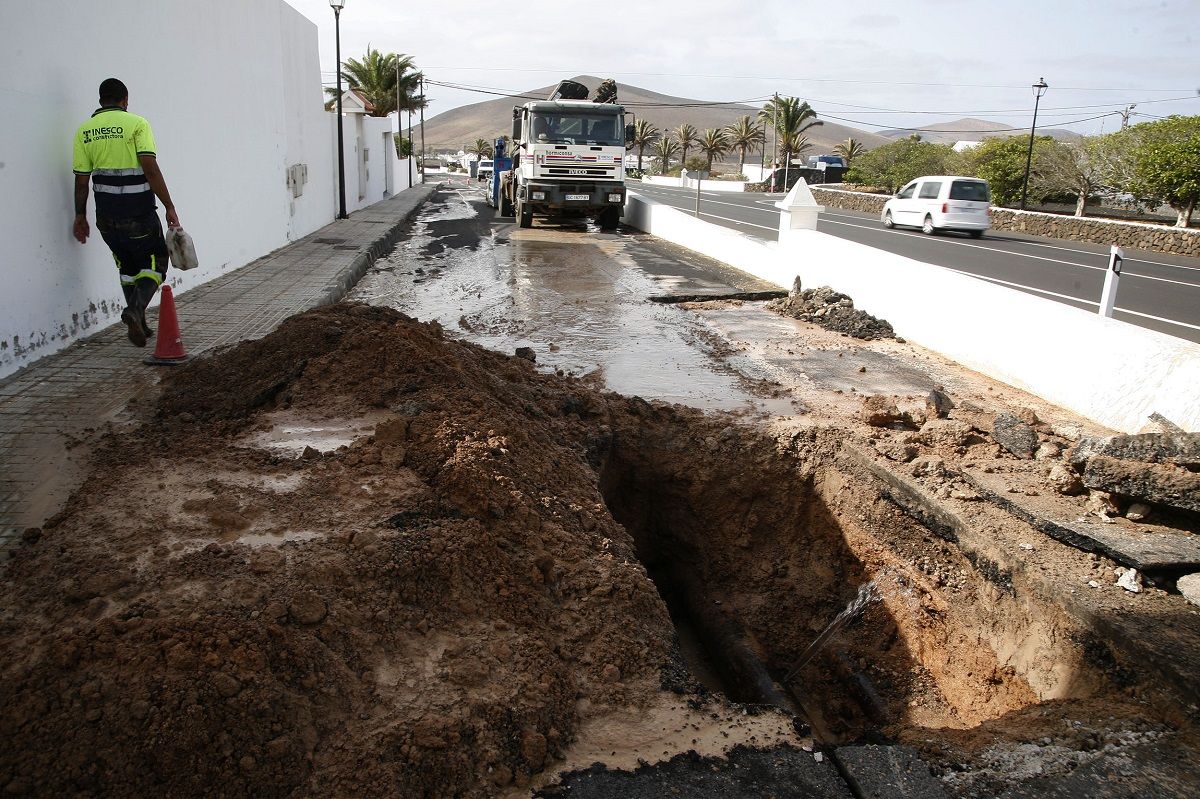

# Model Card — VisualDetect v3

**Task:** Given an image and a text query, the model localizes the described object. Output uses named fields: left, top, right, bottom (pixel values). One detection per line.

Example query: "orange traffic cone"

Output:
left=143, top=284, right=192, bottom=365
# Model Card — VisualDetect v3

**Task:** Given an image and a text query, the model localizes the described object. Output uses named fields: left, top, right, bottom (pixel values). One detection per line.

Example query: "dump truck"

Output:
left=495, top=80, right=633, bottom=230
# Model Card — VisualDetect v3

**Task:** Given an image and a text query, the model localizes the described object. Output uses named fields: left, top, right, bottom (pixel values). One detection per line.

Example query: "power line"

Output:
left=819, top=110, right=1123, bottom=134
left=416, top=66, right=1196, bottom=93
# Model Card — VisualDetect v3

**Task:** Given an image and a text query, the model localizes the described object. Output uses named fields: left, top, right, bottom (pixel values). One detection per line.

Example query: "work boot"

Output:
left=121, top=307, right=147, bottom=347
left=133, top=279, right=160, bottom=341
left=140, top=311, right=154, bottom=341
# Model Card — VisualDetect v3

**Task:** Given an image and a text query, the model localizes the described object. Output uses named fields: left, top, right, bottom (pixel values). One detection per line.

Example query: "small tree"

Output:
left=1036, top=134, right=1133, bottom=217
left=630, top=119, right=660, bottom=172
left=672, top=124, right=700, bottom=170
left=759, top=96, right=823, bottom=166
left=466, top=138, right=493, bottom=159
left=698, top=128, right=731, bottom=172
left=328, top=49, right=420, bottom=118
left=1127, top=115, right=1200, bottom=227
left=651, top=136, right=681, bottom=174
left=833, top=138, right=867, bottom=168
left=845, top=138, right=956, bottom=193
left=959, top=135, right=1056, bottom=206
left=725, top=115, right=764, bottom=178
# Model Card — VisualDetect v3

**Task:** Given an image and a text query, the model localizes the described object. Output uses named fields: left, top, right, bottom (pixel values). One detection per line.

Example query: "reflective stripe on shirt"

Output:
left=93, top=182, right=152, bottom=194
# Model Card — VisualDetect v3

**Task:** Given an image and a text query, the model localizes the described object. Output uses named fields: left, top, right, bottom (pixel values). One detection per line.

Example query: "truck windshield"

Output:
left=530, top=113, right=623, bottom=146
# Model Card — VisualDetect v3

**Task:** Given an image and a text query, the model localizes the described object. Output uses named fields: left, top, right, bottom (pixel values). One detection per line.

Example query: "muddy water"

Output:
left=350, top=183, right=799, bottom=414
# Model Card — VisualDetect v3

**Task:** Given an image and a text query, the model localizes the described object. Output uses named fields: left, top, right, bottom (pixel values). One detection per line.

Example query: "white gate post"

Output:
left=1099, top=245, right=1123, bottom=318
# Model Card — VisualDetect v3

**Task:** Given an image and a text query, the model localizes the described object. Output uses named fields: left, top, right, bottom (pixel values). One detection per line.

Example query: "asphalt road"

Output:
left=631, top=182, right=1200, bottom=344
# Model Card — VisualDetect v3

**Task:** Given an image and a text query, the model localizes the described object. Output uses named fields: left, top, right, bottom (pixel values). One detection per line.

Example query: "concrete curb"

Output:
left=316, top=186, right=435, bottom=307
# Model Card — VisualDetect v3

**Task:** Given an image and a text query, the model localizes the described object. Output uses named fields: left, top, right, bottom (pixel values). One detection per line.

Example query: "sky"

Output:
left=286, top=0, right=1200, bottom=136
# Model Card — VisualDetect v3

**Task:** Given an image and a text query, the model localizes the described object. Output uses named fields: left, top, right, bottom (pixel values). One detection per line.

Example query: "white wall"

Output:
left=641, top=175, right=749, bottom=193
left=0, top=0, right=335, bottom=378
left=331, top=113, right=413, bottom=213
left=624, top=192, right=1200, bottom=433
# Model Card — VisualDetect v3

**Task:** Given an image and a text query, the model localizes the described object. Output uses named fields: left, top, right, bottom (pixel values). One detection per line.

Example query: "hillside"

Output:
left=419, top=75, right=890, bottom=155
left=877, top=117, right=1081, bottom=144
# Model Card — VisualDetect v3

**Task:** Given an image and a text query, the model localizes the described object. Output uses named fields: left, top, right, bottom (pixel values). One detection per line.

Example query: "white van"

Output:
left=881, top=176, right=991, bottom=237
left=477, top=159, right=494, bottom=182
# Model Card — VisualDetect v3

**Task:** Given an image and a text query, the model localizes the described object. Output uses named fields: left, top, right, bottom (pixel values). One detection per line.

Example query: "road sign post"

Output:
left=1099, top=245, right=1123, bottom=318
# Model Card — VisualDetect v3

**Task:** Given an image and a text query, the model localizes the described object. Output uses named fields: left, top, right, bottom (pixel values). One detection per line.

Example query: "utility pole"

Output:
left=397, top=61, right=415, bottom=188
left=419, top=76, right=427, bottom=184
left=771, top=92, right=778, bottom=190
left=408, top=106, right=415, bottom=187
left=1119, top=104, right=1136, bottom=130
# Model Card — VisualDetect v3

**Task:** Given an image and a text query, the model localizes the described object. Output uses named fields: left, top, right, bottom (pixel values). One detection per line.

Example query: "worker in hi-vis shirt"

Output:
left=73, top=78, right=181, bottom=347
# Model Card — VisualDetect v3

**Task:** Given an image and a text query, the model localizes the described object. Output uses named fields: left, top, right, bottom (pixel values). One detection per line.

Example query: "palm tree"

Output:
left=651, top=137, right=681, bottom=174
left=327, top=48, right=421, bottom=118
left=630, top=119, right=660, bottom=172
left=672, top=124, right=700, bottom=171
left=698, top=128, right=731, bottom=173
left=833, top=137, right=867, bottom=168
left=467, top=138, right=493, bottom=159
left=725, top=115, right=764, bottom=177
left=758, top=96, right=822, bottom=167
left=783, top=133, right=814, bottom=162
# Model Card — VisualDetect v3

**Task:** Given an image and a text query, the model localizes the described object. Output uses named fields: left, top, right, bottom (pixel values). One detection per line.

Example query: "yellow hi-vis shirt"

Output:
left=73, top=107, right=158, bottom=218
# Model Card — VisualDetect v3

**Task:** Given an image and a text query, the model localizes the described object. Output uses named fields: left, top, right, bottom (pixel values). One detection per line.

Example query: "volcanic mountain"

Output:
left=417, top=75, right=889, bottom=155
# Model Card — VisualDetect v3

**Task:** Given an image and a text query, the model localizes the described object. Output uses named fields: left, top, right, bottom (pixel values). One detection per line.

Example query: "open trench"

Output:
left=595, top=421, right=1108, bottom=751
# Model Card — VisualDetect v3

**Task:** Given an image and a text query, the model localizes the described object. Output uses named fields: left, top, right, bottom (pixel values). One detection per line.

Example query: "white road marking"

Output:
left=943, top=269, right=1200, bottom=332
left=816, top=218, right=1200, bottom=288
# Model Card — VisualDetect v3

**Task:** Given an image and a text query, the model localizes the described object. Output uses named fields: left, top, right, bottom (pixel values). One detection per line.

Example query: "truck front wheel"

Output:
left=598, top=206, right=620, bottom=231
left=517, top=196, right=533, bottom=228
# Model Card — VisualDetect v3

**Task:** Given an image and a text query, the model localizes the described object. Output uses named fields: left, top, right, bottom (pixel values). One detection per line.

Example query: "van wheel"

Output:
left=883, top=211, right=895, bottom=229
left=517, top=196, right=533, bottom=228
left=968, top=230, right=984, bottom=239
left=922, top=215, right=936, bottom=235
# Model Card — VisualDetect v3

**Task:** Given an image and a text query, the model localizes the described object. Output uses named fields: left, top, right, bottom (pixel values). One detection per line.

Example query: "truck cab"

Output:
left=500, top=100, right=632, bottom=230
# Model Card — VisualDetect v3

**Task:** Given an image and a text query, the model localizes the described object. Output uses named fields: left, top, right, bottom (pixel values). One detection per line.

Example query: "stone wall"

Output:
left=811, top=187, right=1200, bottom=257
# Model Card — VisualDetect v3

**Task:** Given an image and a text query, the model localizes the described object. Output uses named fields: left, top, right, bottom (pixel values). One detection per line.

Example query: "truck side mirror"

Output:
left=624, top=124, right=635, bottom=144
left=512, top=117, right=521, bottom=142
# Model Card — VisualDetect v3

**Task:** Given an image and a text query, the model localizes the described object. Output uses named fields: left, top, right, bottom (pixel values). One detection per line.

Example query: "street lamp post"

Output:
left=419, top=76, right=426, bottom=184
left=331, top=0, right=348, bottom=219
left=1020, top=77, right=1048, bottom=211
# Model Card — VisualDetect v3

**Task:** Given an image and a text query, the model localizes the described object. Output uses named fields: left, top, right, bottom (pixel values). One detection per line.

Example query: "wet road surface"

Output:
left=351, top=175, right=938, bottom=416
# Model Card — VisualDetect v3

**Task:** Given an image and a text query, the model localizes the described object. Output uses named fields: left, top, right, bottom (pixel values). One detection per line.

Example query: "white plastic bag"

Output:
left=166, top=227, right=199, bottom=271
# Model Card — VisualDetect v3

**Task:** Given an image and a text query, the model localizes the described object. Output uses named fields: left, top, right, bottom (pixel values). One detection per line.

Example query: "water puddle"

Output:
left=231, top=529, right=325, bottom=548
left=241, top=410, right=386, bottom=456
left=350, top=191, right=797, bottom=415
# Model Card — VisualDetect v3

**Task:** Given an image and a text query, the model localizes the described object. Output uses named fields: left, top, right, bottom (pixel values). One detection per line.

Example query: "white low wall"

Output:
left=0, top=0, right=336, bottom=379
left=640, top=175, right=749, bottom=193
left=624, top=192, right=1200, bottom=433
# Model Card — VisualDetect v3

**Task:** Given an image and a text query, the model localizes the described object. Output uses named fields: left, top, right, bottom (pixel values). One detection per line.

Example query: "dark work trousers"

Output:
left=96, top=212, right=170, bottom=315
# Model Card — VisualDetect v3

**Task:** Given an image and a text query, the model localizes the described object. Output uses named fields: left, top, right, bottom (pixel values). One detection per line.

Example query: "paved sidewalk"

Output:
left=0, top=186, right=434, bottom=553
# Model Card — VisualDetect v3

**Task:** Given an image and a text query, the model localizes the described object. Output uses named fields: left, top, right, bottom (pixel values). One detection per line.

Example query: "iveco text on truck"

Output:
left=496, top=83, right=633, bottom=230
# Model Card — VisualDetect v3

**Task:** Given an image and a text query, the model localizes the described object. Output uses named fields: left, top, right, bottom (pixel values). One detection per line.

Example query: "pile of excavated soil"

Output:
left=767, top=283, right=895, bottom=340
left=0, top=304, right=690, bottom=797
left=2, top=304, right=1197, bottom=797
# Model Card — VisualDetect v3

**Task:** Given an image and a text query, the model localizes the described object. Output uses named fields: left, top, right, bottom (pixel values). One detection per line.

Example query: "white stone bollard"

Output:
left=775, top=178, right=825, bottom=247
left=1099, top=245, right=1123, bottom=318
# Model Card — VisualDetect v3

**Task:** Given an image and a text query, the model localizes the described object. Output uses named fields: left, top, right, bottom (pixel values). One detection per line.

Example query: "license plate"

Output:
left=565, top=194, right=590, bottom=201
